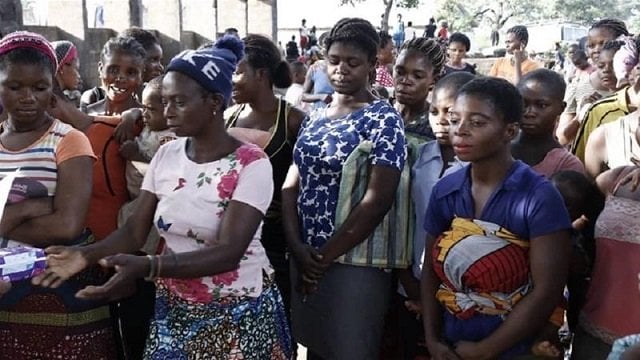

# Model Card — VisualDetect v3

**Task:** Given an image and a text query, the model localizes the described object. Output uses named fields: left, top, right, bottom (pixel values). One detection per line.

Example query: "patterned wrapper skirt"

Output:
left=144, top=275, right=292, bottom=360
left=0, top=266, right=116, bottom=359
left=0, top=232, right=116, bottom=359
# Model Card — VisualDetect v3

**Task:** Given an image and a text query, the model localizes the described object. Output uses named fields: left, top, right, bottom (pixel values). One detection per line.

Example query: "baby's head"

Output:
left=550, top=170, right=604, bottom=223
left=141, top=75, right=166, bottom=131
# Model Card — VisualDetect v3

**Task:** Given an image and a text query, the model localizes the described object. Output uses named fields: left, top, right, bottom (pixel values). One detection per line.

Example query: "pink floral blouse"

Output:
left=141, top=139, right=274, bottom=302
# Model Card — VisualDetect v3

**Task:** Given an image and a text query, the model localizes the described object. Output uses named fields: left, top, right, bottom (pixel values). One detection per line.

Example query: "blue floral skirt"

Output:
left=144, top=276, right=291, bottom=360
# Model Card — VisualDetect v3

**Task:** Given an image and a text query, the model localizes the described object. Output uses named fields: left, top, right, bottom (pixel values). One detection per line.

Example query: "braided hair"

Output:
left=400, top=37, right=446, bottom=78
left=602, top=39, right=624, bottom=53
left=590, top=18, right=629, bottom=38
left=243, top=34, right=292, bottom=89
left=324, top=18, right=380, bottom=62
left=507, top=25, right=529, bottom=46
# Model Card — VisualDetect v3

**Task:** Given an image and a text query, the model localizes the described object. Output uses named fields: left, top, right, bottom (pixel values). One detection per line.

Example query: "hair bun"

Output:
left=214, top=35, right=244, bottom=63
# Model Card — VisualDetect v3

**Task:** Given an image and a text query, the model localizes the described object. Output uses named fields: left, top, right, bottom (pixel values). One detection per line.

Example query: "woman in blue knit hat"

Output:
left=33, top=36, right=292, bottom=359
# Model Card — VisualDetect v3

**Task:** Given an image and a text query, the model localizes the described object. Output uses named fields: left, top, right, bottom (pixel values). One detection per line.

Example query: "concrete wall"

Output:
left=10, top=0, right=278, bottom=89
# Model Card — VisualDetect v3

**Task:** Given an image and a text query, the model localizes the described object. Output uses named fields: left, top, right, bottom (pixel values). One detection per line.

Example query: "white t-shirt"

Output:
left=141, top=139, right=274, bottom=302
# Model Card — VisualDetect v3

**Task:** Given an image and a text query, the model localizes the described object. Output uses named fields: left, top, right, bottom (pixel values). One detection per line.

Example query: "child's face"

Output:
left=393, top=49, right=434, bottom=106
left=587, top=27, right=615, bottom=64
left=377, top=41, right=395, bottom=65
left=58, top=57, right=81, bottom=90
left=429, top=88, right=456, bottom=145
left=447, top=41, right=467, bottom=63
left=141, top=87, right=166, bottom=131
left=519, top=79, right=564, bottom=136
left=0, top=62, right=53, bottom=126
left=448, top=94, right=515, bottom=162
left=595, top=49, right=617, bottom=90
left=99, top=51, right=143, bottom=104
left=571, top=54, right=590, bottom=70
left=143, top=44, right=164, bottom=83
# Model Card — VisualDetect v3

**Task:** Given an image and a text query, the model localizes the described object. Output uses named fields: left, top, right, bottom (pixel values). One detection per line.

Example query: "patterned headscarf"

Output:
left=51, top=40, right=78, bottom=71
left=0, top=31, right=58, bottom=73
left=613, top=35, right=639, bottom=88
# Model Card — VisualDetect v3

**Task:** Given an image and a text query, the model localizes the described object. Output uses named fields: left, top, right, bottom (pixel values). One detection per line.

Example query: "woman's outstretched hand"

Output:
left=75, top=254, right=149, bottom=301
left=32, top=246, right=89, bottom=288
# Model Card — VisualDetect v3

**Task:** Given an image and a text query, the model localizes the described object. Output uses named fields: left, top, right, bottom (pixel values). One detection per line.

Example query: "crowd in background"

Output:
left=0, top=9, right=637, bottom=360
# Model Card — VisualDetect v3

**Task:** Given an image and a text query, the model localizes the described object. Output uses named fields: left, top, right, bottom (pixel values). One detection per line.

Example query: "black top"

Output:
left=226, top=98, right=294, bottom=253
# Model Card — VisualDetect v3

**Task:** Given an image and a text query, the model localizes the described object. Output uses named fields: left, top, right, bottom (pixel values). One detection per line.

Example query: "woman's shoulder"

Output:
left=234, top=142, right=269, bottom=167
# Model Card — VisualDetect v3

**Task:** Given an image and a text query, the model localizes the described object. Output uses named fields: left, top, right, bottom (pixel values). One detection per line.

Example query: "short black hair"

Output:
left=144, top=74, right=164, bottom=93
left=243, top=34, right=292, bottom=88
left=289, top=60, right=307, bottom=75
left=458, top=77, right=524, bottom=124
left=379, top=31, right=392, bottom=49
left=433, top=71, right=476, bottom=95
left=571, top=49, right=588, bottom=62
left=449, top=32, right=471, bottom=51
left=519, top=68, right=567, bottom=101
left=325, top=17, right=380, bottom=62
left=101, top=36, right=146, bottom=64
left=507, top=25, right=529, bottom=46
left=119, top=27, right=159, bottom=50
left=401, top=37, right=446, bottom=78
left=0, top=47, right=55, bottom=78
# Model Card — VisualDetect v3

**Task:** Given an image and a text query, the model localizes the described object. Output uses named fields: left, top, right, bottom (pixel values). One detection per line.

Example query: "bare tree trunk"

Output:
left=381, top=0, right=394, bottom=32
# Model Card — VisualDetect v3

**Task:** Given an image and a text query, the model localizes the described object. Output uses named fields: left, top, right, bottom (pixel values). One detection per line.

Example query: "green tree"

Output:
left=338, top=0, right=420, bottom=32
left=435, top=0, right=544, bottom=33
left=551, top=0, right=638, bottom=25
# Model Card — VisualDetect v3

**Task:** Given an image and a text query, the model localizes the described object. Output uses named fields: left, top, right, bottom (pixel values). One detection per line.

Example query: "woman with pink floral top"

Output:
left=33, top=36, right=291, bottom=359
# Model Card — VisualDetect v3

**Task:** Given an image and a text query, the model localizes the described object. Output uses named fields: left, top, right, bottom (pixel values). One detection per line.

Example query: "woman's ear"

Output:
left=97, top=62, right=104, bottom=75
left=206, top=92, right=226, bottom=115
left=505, top=122, right=519, bottom=141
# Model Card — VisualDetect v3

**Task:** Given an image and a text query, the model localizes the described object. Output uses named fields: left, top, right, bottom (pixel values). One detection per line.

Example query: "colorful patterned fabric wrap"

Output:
left=0, top=231, right=116, bottom=359
left=144, top=275, right=291, bottom=359
left=433, top=217, right=531, bottom=319
left=335, top=138, right=419, bottom=268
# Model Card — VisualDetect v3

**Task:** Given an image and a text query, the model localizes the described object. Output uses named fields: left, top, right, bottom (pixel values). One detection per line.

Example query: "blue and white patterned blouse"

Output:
left=293, top=99, right=406, bottom=248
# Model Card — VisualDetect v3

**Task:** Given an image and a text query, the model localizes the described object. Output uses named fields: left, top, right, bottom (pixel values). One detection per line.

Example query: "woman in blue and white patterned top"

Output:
left=282, top=17, right=406, bottom=360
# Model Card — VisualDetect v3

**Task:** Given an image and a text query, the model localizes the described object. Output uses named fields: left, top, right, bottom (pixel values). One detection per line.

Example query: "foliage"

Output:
left=435, top=0, right=544, bottom=33
left=552, top=0, right=640, bottom=26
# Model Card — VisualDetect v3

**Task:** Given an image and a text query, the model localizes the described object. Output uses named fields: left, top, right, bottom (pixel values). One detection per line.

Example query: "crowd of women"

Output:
left=0, top=11, right=636, bottom=360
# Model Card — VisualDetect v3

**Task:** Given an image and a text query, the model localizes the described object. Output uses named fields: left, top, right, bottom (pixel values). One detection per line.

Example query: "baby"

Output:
left=119, top=75, right=176, bottom=198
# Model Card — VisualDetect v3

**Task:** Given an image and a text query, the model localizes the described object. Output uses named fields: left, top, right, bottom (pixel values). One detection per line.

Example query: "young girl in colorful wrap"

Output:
left=420, top=77, right=572, bottom=359
left=34, top=35, right=292, bottom=359
left=0, top=31, right=116, bottom=358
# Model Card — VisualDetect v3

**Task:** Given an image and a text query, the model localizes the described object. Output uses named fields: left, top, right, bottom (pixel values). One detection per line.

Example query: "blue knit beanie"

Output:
left=166, top=35, right=244, bottom=106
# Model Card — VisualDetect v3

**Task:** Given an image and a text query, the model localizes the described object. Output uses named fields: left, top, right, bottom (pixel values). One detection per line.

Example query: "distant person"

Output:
left=393, top=13, right=405, bottom=49
left=52, top=40, right=82, bottom=106
left=437, top=21, right=449, bottom=43
left=299, top=18, right=309, bottom=50
left=442, top=32, right=477, bottom=76
left=423, top=17, right=436, bottom=38
left=285, top=35, right=299, bottom=62
left=488, top=25, right=539, bottom=84
left=375, top=31, right=395, bottom=88
left=285, top=61, right=308, bottom=110
left=555, top=42, right=565, bottom=70
left=491, top=28, right=500, bottom=47
left=564, top=43, right=580, bottom=84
